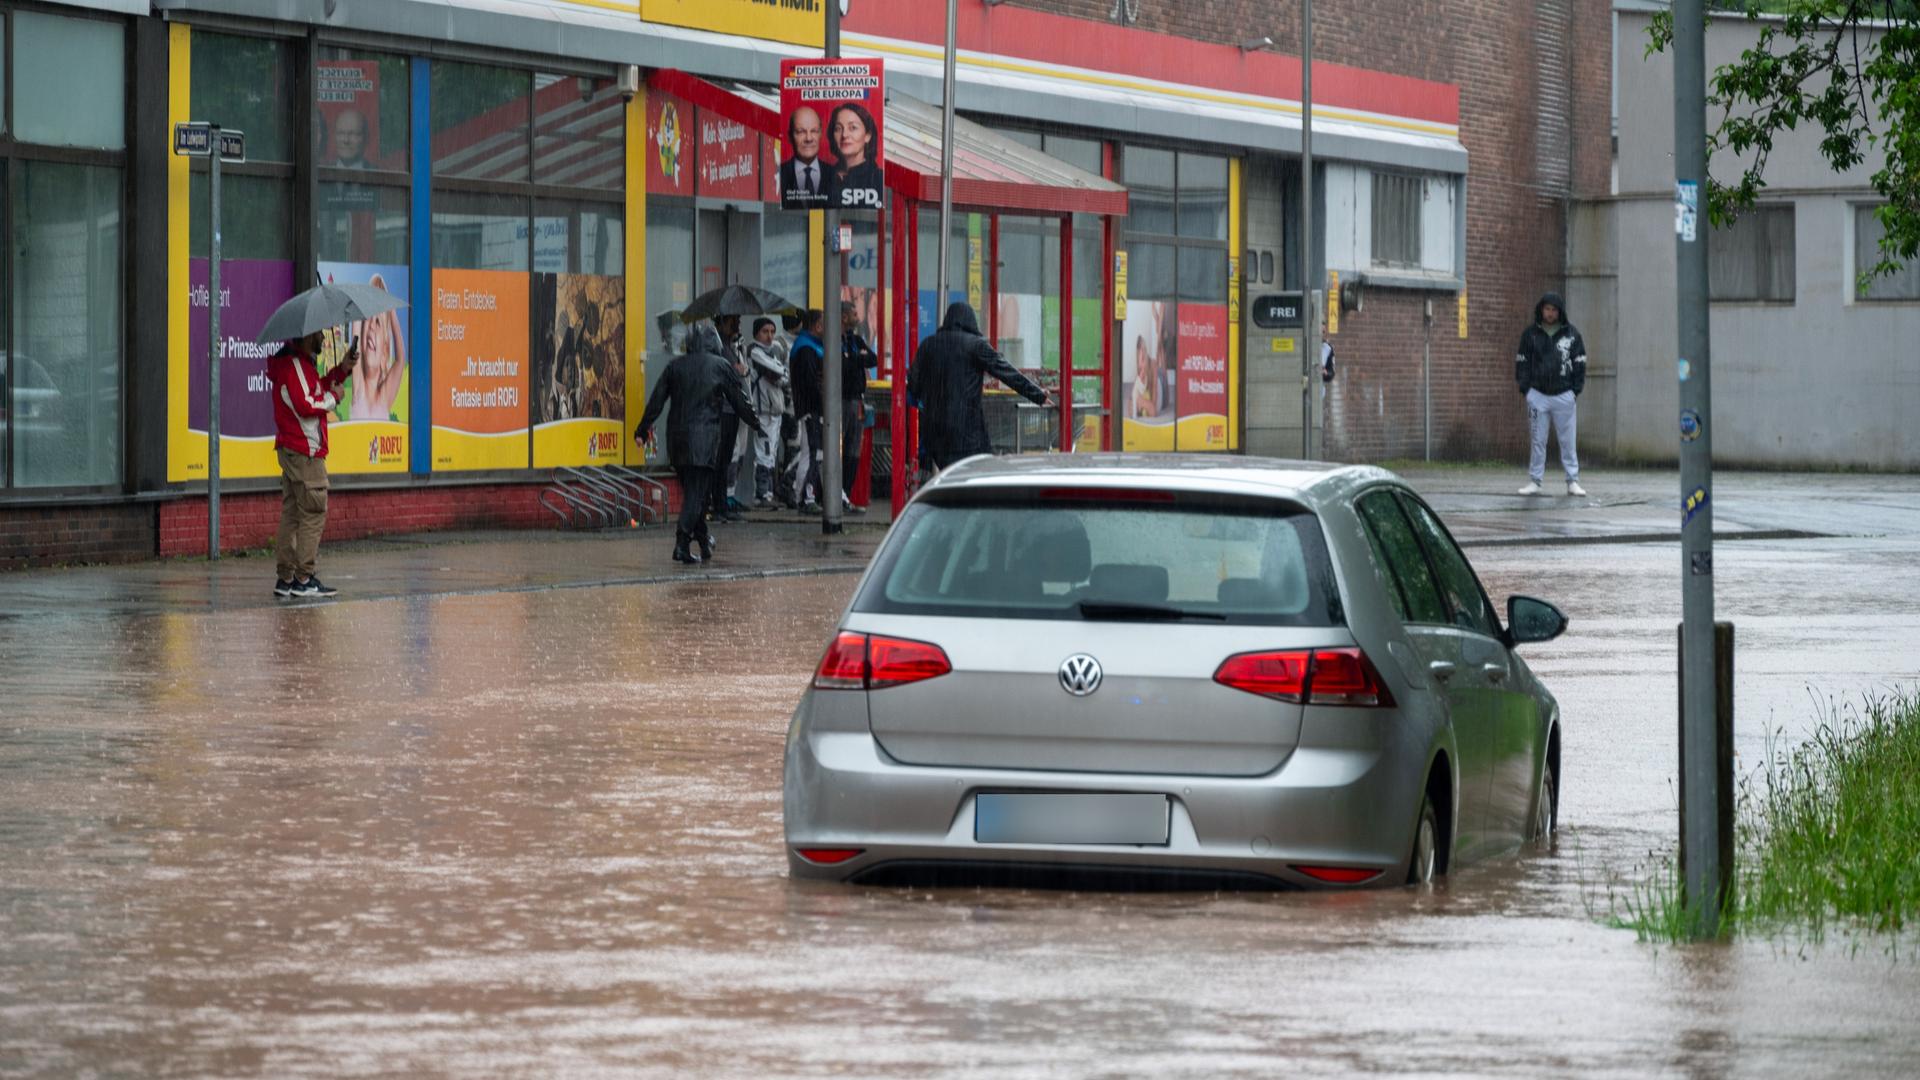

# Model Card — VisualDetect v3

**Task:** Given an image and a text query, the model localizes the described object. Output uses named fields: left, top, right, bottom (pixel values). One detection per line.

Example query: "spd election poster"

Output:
left=778, top=58, right=884, bottom=212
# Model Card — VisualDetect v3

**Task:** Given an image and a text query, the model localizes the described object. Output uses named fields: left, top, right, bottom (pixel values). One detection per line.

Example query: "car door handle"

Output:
left=1482, top=664, right=1508, bottom=684
left=1428, top=661, right=1456, bottom=683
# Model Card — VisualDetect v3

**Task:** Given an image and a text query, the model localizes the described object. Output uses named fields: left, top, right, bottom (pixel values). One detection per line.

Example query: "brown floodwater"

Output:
left=2, top=535, right=1918, bottom=1078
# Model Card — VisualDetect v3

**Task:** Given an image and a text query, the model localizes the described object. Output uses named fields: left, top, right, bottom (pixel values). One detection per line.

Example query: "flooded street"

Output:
left=5, top=474, right=1920, bottom=1077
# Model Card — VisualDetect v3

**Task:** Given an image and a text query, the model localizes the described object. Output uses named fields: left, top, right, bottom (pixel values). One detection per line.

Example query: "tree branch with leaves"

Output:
left=1648, top=2, right=1920, bottom=289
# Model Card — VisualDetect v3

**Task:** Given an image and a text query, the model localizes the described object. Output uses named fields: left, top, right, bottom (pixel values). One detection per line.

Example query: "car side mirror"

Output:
left=1507, top=595, right=1568, bottom=645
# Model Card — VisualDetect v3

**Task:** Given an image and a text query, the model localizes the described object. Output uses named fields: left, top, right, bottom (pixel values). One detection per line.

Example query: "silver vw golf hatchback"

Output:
left=783, top=455, right=1567, bottom=888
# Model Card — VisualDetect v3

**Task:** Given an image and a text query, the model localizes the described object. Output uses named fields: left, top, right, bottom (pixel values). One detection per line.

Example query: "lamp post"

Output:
left=1300, top=0, right=1317, bottom=460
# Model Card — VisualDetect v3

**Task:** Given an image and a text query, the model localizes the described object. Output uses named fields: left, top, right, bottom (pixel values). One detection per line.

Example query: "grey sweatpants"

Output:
left=1526, top=388, right=1579, bottom=483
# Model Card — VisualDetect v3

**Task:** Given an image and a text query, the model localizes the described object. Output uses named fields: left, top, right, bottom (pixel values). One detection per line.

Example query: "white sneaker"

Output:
left=1517, top=481, right=1543, bottom=496
left=1566, top=480, right=1588, bottom=497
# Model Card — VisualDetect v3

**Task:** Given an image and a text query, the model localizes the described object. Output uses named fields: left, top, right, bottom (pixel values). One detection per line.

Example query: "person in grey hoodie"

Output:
left=1514, top=291, right=1588, bottom=497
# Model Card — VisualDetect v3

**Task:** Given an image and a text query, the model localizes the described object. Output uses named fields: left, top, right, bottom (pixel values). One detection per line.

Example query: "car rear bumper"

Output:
left=783, top=725, right=1426, bottom=889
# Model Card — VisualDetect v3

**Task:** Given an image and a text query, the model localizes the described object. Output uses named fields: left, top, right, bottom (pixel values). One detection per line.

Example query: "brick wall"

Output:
left=0, top=503, right=157, bottom=570
left=1013, top=0, right=1613, bottom=463
left=155, top=482, right=566, bottom=559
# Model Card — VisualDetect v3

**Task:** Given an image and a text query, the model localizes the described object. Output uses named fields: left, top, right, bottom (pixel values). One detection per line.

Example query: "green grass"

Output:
left=1610, top=690, right=1920, bottom=943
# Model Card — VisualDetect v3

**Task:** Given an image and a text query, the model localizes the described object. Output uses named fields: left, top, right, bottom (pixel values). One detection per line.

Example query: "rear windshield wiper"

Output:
left=1075, top=599, right=1227, bottom=622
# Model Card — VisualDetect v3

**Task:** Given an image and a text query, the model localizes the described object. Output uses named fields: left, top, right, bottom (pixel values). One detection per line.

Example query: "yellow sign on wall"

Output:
left=641, top=0, right=825, bottom=48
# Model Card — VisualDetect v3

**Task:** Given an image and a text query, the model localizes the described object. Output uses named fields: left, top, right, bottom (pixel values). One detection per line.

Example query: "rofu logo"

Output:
left=1059, top=654, right=1103, bottom=697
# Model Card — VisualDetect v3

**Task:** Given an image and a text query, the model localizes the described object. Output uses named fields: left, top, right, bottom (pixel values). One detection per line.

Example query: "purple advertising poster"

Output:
left=188, top=259, right=296, bottom=439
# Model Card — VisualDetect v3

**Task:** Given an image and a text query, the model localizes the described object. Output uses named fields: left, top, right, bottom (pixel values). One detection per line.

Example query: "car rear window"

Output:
left=854, top=490, right=1340, bottom=626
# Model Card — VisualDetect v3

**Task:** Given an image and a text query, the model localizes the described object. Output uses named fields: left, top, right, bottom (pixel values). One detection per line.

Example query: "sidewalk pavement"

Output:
left=4, top=465, right=1917, bottom=621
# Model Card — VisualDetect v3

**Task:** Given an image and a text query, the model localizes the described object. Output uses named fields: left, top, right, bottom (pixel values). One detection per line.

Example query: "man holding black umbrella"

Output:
left=635, top=323, right=759, bottom=564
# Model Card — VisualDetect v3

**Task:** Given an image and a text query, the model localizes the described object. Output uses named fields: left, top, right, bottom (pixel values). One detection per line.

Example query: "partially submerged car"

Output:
left=784, top=454, right=1567, bottom=888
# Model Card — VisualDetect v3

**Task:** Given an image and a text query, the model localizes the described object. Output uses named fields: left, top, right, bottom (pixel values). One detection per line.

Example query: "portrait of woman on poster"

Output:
left=1130, top=333, right=1159, bottom=419
left=828, top=102, right=883, bottom=207
left=346, top=273, right=407, bottom=422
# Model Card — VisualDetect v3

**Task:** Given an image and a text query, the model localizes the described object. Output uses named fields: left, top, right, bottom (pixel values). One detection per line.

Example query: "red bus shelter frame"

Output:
left=649, top=69, right=1127, bottom=516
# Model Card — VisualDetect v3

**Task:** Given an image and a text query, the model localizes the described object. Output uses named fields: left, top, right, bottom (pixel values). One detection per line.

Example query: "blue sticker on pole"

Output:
left=1684, top=486, right=1709, bottom=526
left=1679, top=408, right=1702, bottom=442
left=1677, top=357, right=1691, bottom=383
left=1676, top=180, right=1699, bottom=242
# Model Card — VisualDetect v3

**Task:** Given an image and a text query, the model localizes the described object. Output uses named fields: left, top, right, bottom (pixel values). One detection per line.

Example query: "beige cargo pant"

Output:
left=275, top=448, right=330, bottom=581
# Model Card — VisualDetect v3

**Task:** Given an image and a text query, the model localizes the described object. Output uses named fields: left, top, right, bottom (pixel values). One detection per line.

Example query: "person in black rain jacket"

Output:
left=1513, top=291, right=1588, bottom=497
left=907, top=301, right=1052, bottom=471
left=635, top=323, right=759, bottom=563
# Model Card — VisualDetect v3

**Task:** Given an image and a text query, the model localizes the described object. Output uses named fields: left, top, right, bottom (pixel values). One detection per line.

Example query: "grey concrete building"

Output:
left=1576, top=5, right=1920, bottom=470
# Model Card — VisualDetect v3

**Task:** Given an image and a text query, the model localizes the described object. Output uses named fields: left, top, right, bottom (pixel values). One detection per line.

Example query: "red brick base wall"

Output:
left=0, top=503, right=158, bottom=571
left=155, top=482, right=568, bottom=559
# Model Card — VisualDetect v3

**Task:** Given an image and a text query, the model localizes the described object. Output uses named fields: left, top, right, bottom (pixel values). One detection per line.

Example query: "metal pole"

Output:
left=1673, top=0, right=1724, bottom=938
left=1299, top=0, right=1317, bottom=460
left=208, top=128, right=223, bottom=561
left=821, top=1, right=845, bottom=534
left=936, top=0, right=958, bottom=319
left=1423, top=299, right=1434, bottom=461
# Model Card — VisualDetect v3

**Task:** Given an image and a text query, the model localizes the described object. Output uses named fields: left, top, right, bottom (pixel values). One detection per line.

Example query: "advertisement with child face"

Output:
left=779, top=58, right=885, bottom=212
left=317, top=262, right=410, bottom=474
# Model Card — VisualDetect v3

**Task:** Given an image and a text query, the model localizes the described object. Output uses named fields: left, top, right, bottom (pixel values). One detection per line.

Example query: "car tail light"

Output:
left=1214, top=647, right=1394, bottom=707
left=867, top=635, right=952, bottom=688
left=1305, top=648, right=1395, bottom=707
left=795, top=847, right=865, bottom=865
left=814, top=632, right=869, bottom=690
left=1292, top=864, right=1383, bottom=884
left=813, top=632, right=951, bottom=691
left=1212, top=650, right=1312, bottom=702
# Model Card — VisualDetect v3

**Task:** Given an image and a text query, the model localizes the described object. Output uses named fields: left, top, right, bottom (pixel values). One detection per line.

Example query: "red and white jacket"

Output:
left=268, top=342, right=350, bottom=459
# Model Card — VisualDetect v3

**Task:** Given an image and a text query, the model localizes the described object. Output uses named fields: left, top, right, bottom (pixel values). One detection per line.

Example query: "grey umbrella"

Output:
left=255, top=281, right=408, bottom=344
left=678, top=284, right=799, bottom=324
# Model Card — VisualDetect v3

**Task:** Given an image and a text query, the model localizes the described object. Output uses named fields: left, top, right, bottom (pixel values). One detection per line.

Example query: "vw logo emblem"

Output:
left=1059, top=654, right=1103, bottom=696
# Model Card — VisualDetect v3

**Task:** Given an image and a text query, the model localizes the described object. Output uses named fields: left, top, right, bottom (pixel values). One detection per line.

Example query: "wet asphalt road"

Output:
left=3, top=468, right=1920, bottom=1078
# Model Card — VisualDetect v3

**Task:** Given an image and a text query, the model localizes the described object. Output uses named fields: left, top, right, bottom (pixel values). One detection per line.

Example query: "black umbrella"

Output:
left=678, top=284, right=799, bottom=324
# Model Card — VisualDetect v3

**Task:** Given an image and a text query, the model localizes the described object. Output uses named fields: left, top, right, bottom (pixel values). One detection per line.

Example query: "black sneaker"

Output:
left=289, top=577, right=338, bottom=598
left=274, top=579, right=295, bottom=599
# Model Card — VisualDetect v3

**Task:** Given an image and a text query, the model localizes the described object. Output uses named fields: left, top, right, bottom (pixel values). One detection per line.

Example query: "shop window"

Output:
left=1044, top=135, right=1103, bottom=177
left=14, top=12, right=123, bottom=150
left=762, top=210, right=810, bottom=311
left=432, top=191, right=531, bottom=272
left=645, top=201, right=694, bottom=376
left=11, top=162, right=122, bottom=488
left=1177, top=153, right=1227, bottom=241
left=534, top=199, right=623, bottom=275
left=996, top=215, right=1052, bottom=370
left=191, top=173, right=292, bottom=259
left=1124, top=147, right=1176, bottom=237
left=534, top=74, right=623, bottom=190
left=1371, top=170, right=1422, bottom=269
left=1178, top=247, right=1226, bottom=303
left=1709, top=204, right=1794, bottom=302
left=316, top=48, right=409, bottom=172
left=1129, top=242, right=1176, bottom=300
left=318, top=183, right=409, bottom=266
left=190, top=32, right=294, bottom=163
left=1854, top=204, right=1920, bottom=301
left=432, top=62, right=531, bottom=182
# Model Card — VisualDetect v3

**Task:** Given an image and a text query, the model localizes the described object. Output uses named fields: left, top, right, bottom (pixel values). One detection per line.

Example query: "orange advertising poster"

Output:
left=432, top=269, right=531, bottom=470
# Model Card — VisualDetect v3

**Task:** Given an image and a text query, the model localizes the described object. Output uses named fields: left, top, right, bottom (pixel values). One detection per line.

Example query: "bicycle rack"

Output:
left=560, top=466, right=651, bottom=526
left=539, top=477, right=616, bottom=529
left=540, top=465, right=671, bottom=531
left=604, top=466, right=670, bottom=525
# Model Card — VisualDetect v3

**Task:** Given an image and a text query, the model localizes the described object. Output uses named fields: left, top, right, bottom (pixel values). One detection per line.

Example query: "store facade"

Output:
left=0, top=0, right=1493, bottom=567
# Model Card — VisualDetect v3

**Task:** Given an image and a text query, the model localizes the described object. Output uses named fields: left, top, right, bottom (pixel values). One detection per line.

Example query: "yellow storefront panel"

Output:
left=641, top=0, right=825, bottom=48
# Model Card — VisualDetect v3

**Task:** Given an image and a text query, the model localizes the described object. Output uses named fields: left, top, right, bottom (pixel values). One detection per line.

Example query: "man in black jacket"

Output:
left=907, top=301, right=1052, bottom=471
left=1514, top=291, right=1588, bottom=497
left=635, top=323, right=759, bottom=564
left=840, top=301, right=878, bottom=512
left=787, top=309, right=827, bottom=510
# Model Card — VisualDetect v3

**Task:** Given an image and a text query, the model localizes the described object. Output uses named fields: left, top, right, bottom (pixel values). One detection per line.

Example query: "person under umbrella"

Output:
left=267, top=331, right=360, bottom=598
left=634, top=323, right=760, bottom=564
left=255, top=279, right=406, bottom=600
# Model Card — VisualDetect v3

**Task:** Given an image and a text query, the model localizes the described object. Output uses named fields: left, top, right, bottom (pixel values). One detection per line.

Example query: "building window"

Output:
left=1709, top=204, right=1795, bottom=302
left=1371, top=170, right=1422, bottom=269
left=2, top=8, right=127, bottom=491
left=1120, top=145, right=1234, bottom=451
left=1854, top=204, right=1920, bottom=301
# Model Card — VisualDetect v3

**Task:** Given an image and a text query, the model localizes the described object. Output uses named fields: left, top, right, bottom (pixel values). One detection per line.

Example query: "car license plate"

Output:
left=974, top=793, right=1170, bottom=846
